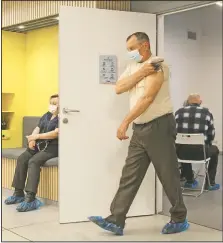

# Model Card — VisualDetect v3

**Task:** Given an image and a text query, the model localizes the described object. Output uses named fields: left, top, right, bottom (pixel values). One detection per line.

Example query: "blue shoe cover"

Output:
left=5, top=196, right=24, bottom=205
left=184, top=180, right=198, bottom=189
left=162, top=219, right=189, bottom=234
left=16, top=199, right=43, bottom=212
left=88, top=216, right=123, bottom=236
left=208, top=184, right=220, bottom=191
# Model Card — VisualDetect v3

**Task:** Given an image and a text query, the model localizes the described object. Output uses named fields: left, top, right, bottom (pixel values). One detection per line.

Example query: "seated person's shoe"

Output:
left=162, top=219, right=189, bottom=234
left=206, top=183, right=220, bottom=191
left=184, top=179, right=198, bottom=189
left=4, top=196, right=24, bottom=205
left=88, top=216, right=123, bottom=236
left=16, top=198, right=43, bottom=212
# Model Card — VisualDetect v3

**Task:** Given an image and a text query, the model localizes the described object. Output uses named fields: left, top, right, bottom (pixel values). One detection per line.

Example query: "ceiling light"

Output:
left=216, top=1, right=222, bottom=6
left=18, top=25, right=25, bottom=29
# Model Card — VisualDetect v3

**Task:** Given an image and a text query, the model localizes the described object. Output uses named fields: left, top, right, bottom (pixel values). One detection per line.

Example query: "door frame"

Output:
left=155, top=0, right=219, bottom=213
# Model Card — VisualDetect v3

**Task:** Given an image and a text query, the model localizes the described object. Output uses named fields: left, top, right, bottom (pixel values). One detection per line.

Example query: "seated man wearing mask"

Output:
left=175, top=94, right=220, bottom=190
left=4, top=94, right=59, bottom=212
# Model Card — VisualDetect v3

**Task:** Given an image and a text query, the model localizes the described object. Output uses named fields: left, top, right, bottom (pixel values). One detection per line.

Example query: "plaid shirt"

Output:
left=175, top=104, right=215, bottom=145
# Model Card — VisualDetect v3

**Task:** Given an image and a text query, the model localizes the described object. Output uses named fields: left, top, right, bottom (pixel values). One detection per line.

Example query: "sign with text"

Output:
left=99, top=55, right=117, bottom=84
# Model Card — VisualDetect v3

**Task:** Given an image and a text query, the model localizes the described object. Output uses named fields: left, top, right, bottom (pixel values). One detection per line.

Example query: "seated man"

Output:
left=5, top=94, right=59, bottom=212
left=175, top=94, right=220, bottom=190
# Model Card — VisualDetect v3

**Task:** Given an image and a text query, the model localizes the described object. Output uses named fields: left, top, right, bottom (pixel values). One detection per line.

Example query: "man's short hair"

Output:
left=187, top=93, right=200, bottom=104
left=126, top=32, right=150, bottom=43
left=50, top=94, right=59, bottom=99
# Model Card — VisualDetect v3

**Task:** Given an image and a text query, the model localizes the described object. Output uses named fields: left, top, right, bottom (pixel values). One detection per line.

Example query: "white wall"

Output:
left=164, top=5, right=222, bottom=150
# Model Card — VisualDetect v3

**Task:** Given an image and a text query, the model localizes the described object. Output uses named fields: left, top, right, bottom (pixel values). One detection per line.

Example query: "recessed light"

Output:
left=216, top=1, right=222, bottom=6
left=18, top=25, right=25, bottom=29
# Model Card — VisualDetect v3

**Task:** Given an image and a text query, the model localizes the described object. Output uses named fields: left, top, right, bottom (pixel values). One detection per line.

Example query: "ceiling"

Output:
left=2, top=1, right=219, bottom=33
left=131, top=1, right=217, bottom=14
left=2, top=15, right=59, bottom=33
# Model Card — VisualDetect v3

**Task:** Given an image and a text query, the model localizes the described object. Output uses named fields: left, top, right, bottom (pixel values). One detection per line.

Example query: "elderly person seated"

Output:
left=175, top=94, right=220, bottom=190
left=4, top=94, right=59, bottom=212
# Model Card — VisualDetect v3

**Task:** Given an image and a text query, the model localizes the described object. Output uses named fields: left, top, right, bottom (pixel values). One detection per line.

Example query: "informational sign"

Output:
left=99, top=55, right=117, bottom=84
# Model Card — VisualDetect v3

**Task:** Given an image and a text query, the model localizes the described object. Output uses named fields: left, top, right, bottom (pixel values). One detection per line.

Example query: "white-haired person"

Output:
left=175, top=94, right=220, bottom=190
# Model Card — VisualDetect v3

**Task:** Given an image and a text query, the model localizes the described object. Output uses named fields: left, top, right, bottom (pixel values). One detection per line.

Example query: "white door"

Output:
left=59, top=6, right=158, bottom=223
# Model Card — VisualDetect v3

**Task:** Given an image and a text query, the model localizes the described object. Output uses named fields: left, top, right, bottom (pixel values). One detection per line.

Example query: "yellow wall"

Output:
left=2, top=26, right=58, bottom=148
left=25, top=26, right=58, bottom=116
left=2, top=31, right=26, bottom=148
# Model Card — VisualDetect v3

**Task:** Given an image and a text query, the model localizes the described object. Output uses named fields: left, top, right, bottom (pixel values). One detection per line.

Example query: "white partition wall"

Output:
left=59, top=6, right=160, bottom=223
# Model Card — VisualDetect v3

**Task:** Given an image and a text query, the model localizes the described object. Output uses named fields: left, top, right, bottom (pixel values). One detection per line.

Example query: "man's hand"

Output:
left=117, top=121, right=129, bottom=140
left=26, top=134, right=39, bottom=143
left=28, top=140, right=36, bottom=150
left=139, top=63, right=156, bottom=78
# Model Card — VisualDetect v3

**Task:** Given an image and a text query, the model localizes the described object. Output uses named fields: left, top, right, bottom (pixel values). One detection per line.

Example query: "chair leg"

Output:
left=182, top=162, right=210, bottom=197
left=205, top=161, right=211, bottom=188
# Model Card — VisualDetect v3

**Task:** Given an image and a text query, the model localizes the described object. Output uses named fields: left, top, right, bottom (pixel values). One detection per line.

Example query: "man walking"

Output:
left=89, top=32, right=188, bottom=235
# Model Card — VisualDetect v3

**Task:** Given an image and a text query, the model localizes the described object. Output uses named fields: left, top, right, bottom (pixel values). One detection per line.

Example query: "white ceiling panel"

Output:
left=131, top=1, right=216, bottom=14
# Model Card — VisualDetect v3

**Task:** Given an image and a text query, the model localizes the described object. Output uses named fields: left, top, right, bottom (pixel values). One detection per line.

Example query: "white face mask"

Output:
left=127, top=49, right=143, bottom=63
left=49, top=105, right=57, bottom=114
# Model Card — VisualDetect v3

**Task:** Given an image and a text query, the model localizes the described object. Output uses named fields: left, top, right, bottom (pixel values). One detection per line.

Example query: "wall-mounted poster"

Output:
left=99, top=55, right=117, bottom=84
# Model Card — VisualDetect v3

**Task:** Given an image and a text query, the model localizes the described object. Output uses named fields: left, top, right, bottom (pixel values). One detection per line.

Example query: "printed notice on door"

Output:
left=99, top=55, right=117, bottom=84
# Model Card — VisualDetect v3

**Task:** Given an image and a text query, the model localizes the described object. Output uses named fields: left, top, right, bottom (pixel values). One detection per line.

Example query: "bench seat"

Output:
left=2, top=148, right=58, bottom=167
left=2, top=148, right=58, bottom=201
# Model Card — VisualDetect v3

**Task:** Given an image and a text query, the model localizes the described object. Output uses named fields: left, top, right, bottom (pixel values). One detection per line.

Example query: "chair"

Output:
left=176, top=133, right=211, bottom=197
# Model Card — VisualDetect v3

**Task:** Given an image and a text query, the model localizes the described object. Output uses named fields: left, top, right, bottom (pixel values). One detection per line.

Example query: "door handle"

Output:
left=63, top=107, right=80, bottom=114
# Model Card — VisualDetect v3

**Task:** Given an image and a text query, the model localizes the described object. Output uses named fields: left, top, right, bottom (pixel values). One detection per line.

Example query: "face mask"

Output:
left=127, top=49, right=143, bottom=63
left=49, top=105, right=57, bottom=114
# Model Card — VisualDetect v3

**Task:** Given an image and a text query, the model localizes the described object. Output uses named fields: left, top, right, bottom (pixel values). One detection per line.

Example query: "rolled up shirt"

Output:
left=149, top=56, right=164, bottom=64
left=148, top=56, right=164, bottom=71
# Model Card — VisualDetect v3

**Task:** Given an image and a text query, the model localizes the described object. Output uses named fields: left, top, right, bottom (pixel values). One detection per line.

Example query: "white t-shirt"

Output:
left=119, top=56, right=173, bottom=124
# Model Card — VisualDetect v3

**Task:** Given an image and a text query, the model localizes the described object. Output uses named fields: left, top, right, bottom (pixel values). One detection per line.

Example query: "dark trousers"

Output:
left=12, top=146, right=58, bottom=194
left=177, top=145, right=219, bottom=185
left=106, top=114, right=187, bottom=228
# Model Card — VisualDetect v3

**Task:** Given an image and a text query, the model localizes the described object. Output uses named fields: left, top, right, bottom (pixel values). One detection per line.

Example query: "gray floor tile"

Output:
left=11, top=215, right=222, bottom=241
left=2, top=229, right=29, bottom=242
left=2, top=189, right=59, bottom=230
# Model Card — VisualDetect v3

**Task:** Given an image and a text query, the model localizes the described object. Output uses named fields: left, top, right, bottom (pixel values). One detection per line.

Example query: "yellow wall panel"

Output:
left=2, top=31, right=26, bottom=148
left=25, top=26, right=59, bottom=116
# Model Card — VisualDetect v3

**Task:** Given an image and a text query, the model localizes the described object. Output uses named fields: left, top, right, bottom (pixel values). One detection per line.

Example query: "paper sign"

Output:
left=99, top=55, right=117, bottom=84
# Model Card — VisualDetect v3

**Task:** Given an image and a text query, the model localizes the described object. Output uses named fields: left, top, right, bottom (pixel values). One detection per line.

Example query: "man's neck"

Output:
left=189, top=103, right=200, bottom=106
left=141, top=52, right=152, bottom=63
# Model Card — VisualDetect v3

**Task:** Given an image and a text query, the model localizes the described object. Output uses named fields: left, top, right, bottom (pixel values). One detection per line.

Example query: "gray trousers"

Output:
left=12, top=146, right=58, bottom=194
left=106, top=113, right=187, bottom=228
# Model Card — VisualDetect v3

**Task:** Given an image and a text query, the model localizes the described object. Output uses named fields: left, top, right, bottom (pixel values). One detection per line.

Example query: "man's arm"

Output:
left=37, top=130, right=58, bottom=140
left=122, top=71, right=164, bottom=125
left=26, top=129, right=58, bottom=142
left=206, top=111, right=215, bottom=144
left=31, top=115, right=45, bottom=135
left=115, top=68, right=146, bottom=95
left=31, top=127, right=40, bottom=135
left=115, top=64, right=156, bottom=95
